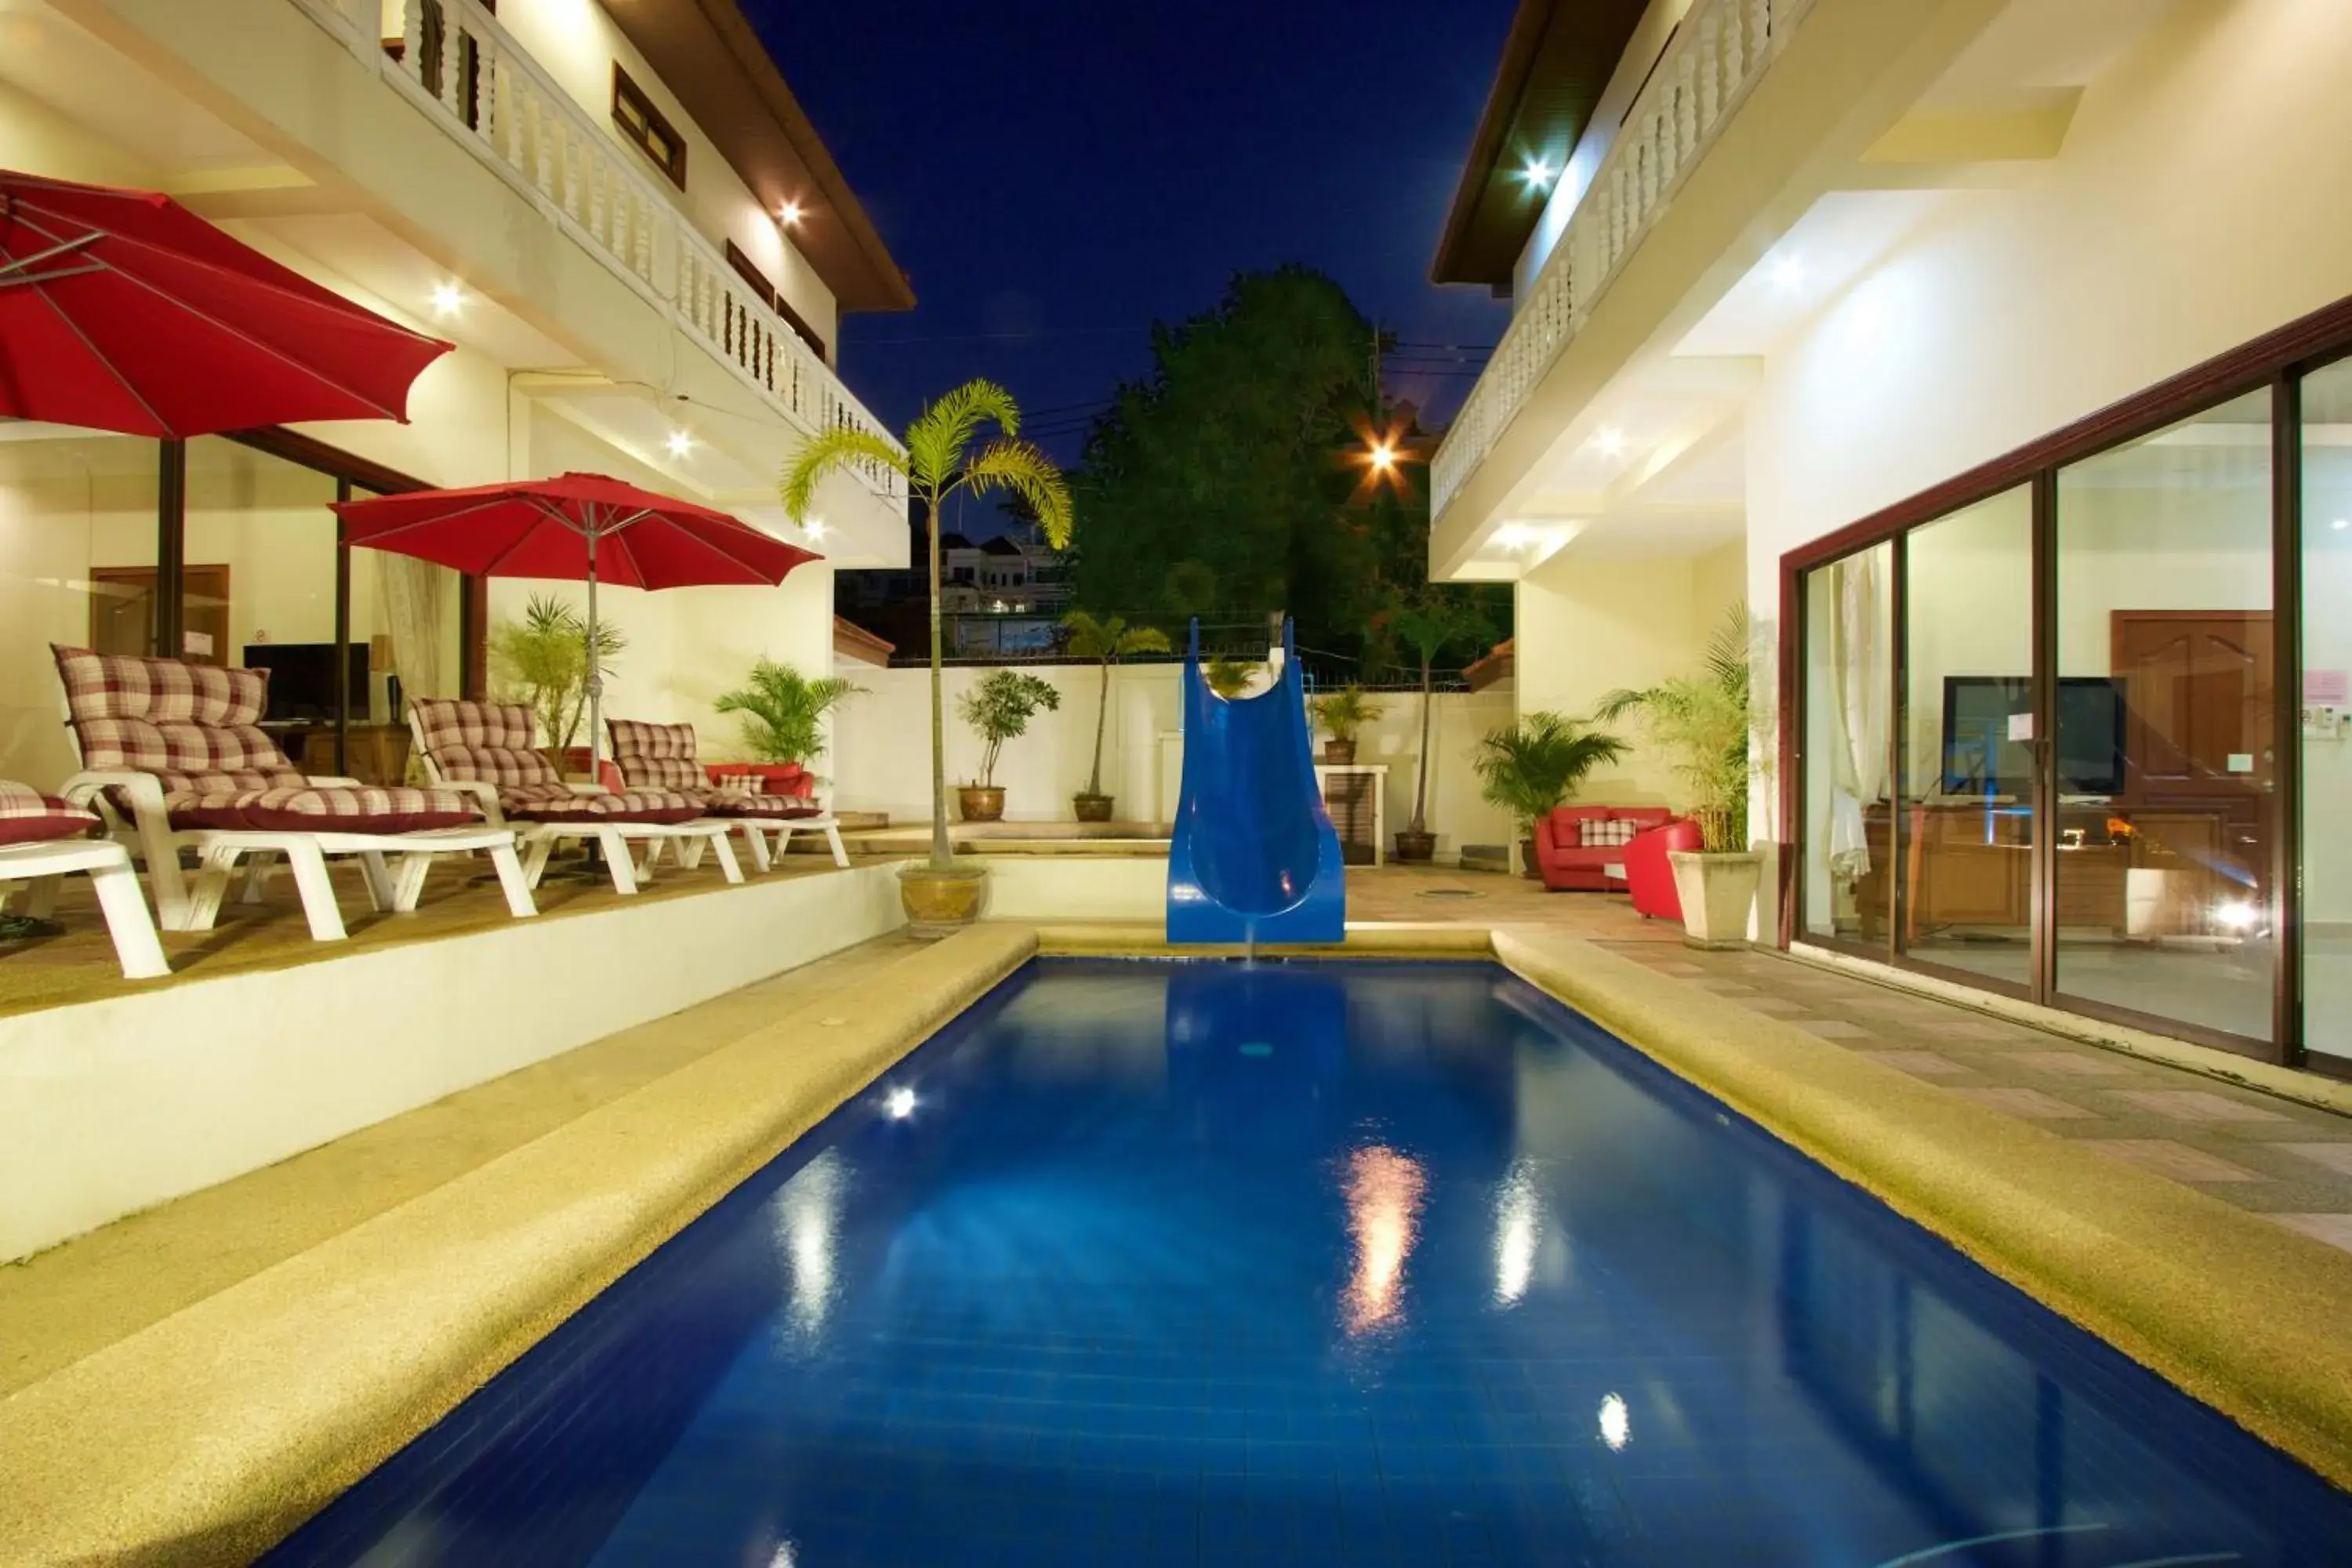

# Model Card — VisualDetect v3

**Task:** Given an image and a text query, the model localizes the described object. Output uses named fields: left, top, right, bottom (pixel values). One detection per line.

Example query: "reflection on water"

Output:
left=1339, top=1144, right=1425, bottom=1337
left=1491, top=1159, right=1545, bottom=1307
left=772, top=1152, right=848, bottom=1351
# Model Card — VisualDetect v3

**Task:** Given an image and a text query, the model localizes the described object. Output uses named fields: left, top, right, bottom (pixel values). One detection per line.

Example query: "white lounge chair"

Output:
left=52, top=645, right=536, bottom=942
left=605, top=718, right=851, bottom=873
left=0, top=782, right=168, bottom=979
left=408, top=699, right=742, bottom=895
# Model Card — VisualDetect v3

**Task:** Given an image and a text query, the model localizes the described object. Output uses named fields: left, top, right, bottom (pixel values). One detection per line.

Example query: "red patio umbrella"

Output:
left=0, top=169, right=452, bottom=436
left=331, top=472, right=818, bottom=776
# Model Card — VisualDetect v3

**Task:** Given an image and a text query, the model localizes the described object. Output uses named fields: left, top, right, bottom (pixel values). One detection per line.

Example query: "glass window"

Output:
left=0, top=432, right=161, bottom=786
left=2299, top=359, right=2352, bottom=1068
left=1801, top=543, right=1893, bottom=945
left=2054, top=387, right=2274, bottom=1044
left=1897, top=488, right=2035, bottom=987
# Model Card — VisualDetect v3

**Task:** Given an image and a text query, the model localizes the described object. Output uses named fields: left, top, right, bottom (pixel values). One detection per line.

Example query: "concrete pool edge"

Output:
left=0, top=925, right=1038, bottom=1567
left=1492, top=926, right=2352, bottom=1493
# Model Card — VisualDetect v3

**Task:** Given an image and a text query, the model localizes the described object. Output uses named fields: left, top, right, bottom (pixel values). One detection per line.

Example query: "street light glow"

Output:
left=1370, top=441, right=1396, bottom=472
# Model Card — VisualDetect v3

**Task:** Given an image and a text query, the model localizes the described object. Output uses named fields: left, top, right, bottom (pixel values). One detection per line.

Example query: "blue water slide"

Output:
left=1166, top=618, right=1345, bottom=945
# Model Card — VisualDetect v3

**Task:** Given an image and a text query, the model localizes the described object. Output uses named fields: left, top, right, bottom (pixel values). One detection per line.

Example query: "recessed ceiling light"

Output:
left=1594, top=426, right=1628, bottom=458
left=779, top=199, right=804, bottom=227
left=805, top=517, right=830, bottom=541
left=1769, top=256, right=1806, bottom=290
left=2335, top=517, right=2349, bottom=532
left=430, top=281, right=463, bottom=317
left=1523, top=158, right=1555, bottom=190
left=666, top=430, right=693, bottom=458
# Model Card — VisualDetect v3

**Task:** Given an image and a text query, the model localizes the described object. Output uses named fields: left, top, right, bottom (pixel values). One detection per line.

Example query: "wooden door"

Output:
left=88, top=565, right=230, bottom=664
left=2110, top=611, right=2274, bottom=800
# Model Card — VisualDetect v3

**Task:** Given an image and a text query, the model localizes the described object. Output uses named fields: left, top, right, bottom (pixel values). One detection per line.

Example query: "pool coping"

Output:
left=1490, top=925, right=2352, bottom=1494
left=5, top=920, right=2349, bottom=1566
left=0, top=925, right=1040, bottom=1566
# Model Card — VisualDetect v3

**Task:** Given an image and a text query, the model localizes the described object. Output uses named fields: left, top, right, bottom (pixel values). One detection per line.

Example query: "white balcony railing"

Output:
left=1431, top=0, right=1814, bottom=519
left=285, top=0, right=906, bottom=506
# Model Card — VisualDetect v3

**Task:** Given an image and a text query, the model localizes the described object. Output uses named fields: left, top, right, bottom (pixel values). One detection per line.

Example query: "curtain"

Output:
left=373, top=552, right=452, bottom=708
left=1827, top=549, right=1889, bottom=880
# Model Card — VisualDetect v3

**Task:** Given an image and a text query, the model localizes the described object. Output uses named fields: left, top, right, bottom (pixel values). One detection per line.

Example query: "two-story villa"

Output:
left=1431, top=0, right=2352, bottom=1076
left=0, top=0, right=911, bottom=786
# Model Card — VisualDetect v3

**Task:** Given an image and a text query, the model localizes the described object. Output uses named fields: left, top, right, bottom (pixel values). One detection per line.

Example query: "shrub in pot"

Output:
left=956, top=669, right=1062, bottom=822
left=1472, top=713, right=1629, bottom=879
left=1596, top=604, right=1759, bottom=946
left=490, top=592, right=624, bottom=776
left=712, top=658, right=864, bottom=777
left=1062, top=610, right=1170, bottom=822
left=783, top=379, right=1072, bottom=936
left=1309, top=684, right=1384, bottom=764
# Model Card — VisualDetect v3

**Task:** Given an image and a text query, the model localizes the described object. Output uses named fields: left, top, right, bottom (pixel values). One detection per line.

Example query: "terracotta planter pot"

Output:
left=1320, top=739, right=1357, bottom=765
left=1073, top=793, right=1114, bottom=823
left=956, top=786, right=1006, bottom=822
left=898, top=863, right=988, bottom=938
left=1392, top=829, right=1436, bottom=864
left=1667, top=850, right=1763, bottom=949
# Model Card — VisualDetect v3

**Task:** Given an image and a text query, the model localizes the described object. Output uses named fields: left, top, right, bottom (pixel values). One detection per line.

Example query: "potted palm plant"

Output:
left=1062, top=611, right=1171, bottom=822
left=490, top=592, right=624, bottom=775
left=1596, top=603, right=1759, bottom=947
left=1387, top=589, right=1490, bottom=864
left=1309, top=684, right=1385, bottom=764
left=712, top=659, right=864, bottom=776
left=1473, top=712, right=1629, bottom=879
left=956, top=670, right=1061, bottom=821
left=783, top=379, right=1072, bottom=936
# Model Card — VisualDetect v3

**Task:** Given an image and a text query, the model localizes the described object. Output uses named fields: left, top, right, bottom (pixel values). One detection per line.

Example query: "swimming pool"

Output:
left=267, top=960, right=2352, bottom=1566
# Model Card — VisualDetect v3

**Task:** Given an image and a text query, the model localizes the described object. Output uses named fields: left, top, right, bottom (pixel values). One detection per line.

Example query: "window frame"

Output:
left=611, top=64, right=688, bottom=190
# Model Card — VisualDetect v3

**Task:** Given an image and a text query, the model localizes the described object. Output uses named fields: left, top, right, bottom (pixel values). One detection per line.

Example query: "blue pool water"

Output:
left=268, top=960, right=2352, bottom=1566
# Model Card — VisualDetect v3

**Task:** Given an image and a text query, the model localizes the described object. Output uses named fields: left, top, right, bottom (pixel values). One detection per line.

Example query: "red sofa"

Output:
left=1532, top=805, right=1677, bottom=891
left=1622, top=816, right=1703, bottom=920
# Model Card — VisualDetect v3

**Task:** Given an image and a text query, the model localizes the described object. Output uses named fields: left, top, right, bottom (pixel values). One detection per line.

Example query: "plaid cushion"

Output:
left=1578, top=818, right=1640, bottom=848
left=0, top=780, right=100, bottom=845
left=607, top=719, right=706, bottom=792
left=166, top=785, right=477, bottom=834
left=506, top=789, right=701, bottom=826
left=53, top=645, right=301, bottom=793
left=701, top=791, right=822, bottom=821
left=412, top=699, right=568, bottom=790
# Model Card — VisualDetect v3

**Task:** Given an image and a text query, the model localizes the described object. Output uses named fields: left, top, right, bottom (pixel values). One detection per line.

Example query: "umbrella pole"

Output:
left=585, top=520, right=603, bottom=786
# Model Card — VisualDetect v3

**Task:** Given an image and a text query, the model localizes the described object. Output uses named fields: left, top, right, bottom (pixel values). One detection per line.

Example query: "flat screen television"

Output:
left=1940, top=675, right=2125, bottom=797
left=243, top=642, right=369, bottom=724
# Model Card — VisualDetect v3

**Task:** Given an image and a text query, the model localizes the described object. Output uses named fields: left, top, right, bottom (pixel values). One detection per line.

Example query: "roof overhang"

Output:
left=601, top=0, right=915, bottom=314
left=1431, top=0, right=1651, bottom=293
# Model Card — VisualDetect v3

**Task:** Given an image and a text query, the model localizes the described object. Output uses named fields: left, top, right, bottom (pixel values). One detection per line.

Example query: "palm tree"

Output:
left=782, top=381, right=1073, bottom=873
left=1387, top=589, right=1490, bottom=839
left=1062, top=610, right=1171, bottom=801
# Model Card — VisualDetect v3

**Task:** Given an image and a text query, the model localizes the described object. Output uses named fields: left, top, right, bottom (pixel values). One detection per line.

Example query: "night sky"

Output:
left=745, top=1, right=1518, bottom=530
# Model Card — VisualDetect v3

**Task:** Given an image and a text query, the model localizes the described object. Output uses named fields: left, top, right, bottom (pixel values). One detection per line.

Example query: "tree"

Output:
left=1388, top=588, right=1494, bottom=837
left=713, top=659, right=865, bottom=768
left=1062, top=610, right=1171, bottom=800
left=1069, top=267, right=1391, bottom=655
left=783, top=380, right=1072, bottom=873
left=490, top=593, right=625, bottom=756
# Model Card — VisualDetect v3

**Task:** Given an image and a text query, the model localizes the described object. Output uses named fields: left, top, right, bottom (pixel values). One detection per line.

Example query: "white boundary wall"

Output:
left=0, top=863, right=906, bottom=1261
left=832, top=666, right=1519, bottom=861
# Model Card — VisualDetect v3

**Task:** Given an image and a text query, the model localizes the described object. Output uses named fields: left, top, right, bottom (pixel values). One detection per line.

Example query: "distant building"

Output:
left=837, top=506, right=1070, bottom=659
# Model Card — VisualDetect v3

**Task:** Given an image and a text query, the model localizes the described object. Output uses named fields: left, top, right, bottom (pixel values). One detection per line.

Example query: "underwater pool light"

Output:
left=884, top=1086, right=918, bottom=1120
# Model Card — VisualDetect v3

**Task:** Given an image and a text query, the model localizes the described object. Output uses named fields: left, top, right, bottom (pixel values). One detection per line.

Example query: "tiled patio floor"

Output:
left=1595, top=935, right=2352, bottom=1247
